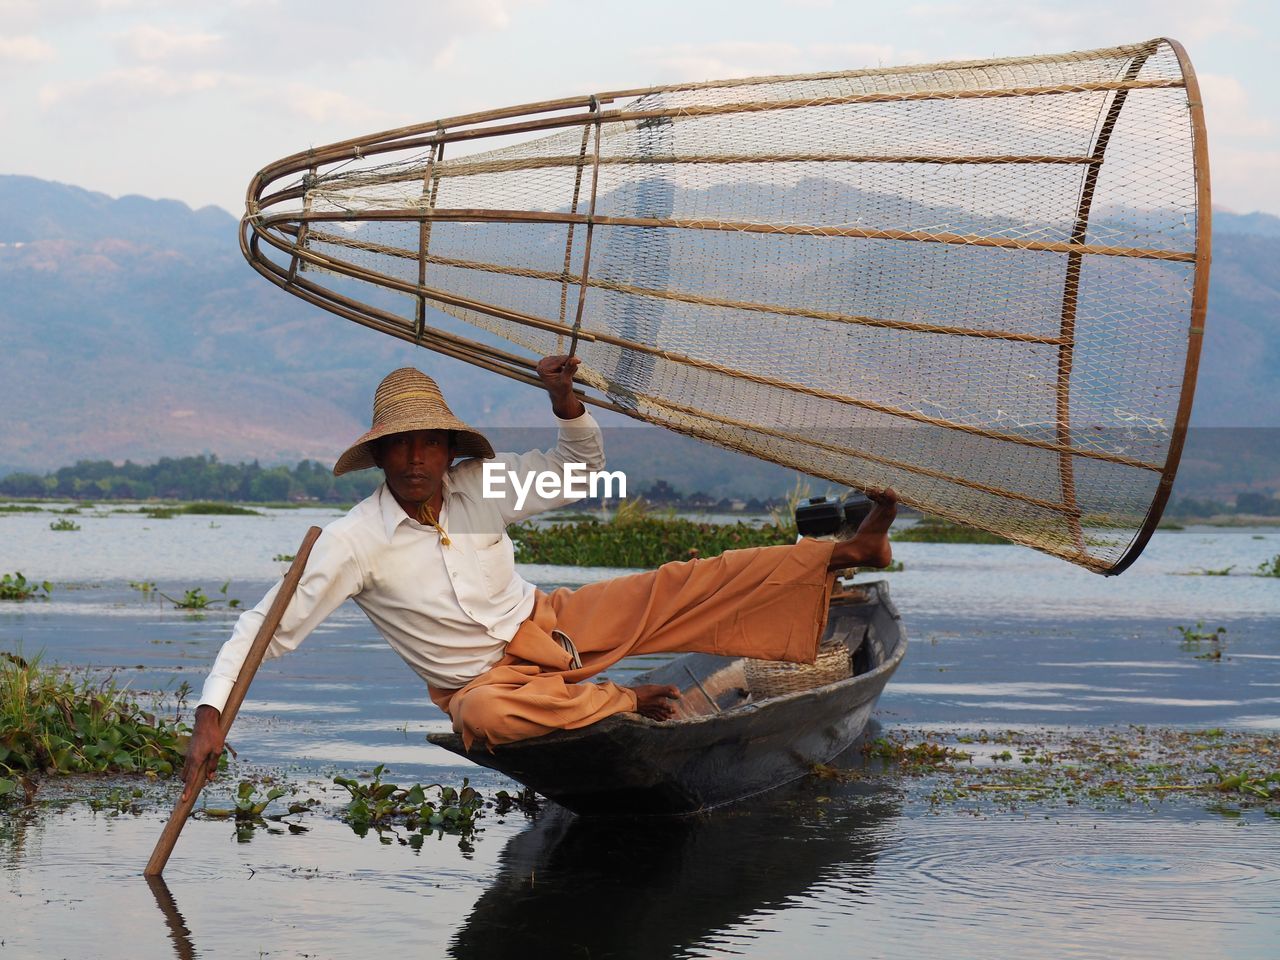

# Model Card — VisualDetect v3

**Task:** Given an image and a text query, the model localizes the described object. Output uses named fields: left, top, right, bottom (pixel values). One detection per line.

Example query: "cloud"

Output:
left=209, top=0, right=534, bottom=73
left=39, top=59, right=404, bottom=131
left=635, top=40, right=921, bottom=81
left=265, top=81, right=407, bottom=126
left=39, top=65, right=228, bottom=108
left=0, top=0, right=164, bottom=29
left=0, top=1, right=46, bottom=30
left=1199, top=72, right=1274, bottom=139
left=809, top=42, right=921, bottom=68
left=1210, top=145, right=1280, bottom=214
left=904, top=0, right=1253, bottom=48
left=117, top=24, right=222, bottom=63
left=0, top=32, right=53, bottom=62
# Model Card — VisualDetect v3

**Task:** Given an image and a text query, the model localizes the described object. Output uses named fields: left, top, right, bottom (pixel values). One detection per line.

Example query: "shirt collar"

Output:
left=377, top=472, right=456, bottom=544
left=378, top=483, right=409, bottom=543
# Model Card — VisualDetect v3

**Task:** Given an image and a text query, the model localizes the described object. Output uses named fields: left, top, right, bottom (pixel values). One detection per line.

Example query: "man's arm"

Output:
left=484, top=356, right=606, bottom=524
left=181, top=528, right=362, bottom=801
left=537, top=354, right=585, bottom=420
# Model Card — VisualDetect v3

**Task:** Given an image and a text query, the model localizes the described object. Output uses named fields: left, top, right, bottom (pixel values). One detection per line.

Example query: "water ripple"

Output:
left=874, top=814, right=1280, bottom=926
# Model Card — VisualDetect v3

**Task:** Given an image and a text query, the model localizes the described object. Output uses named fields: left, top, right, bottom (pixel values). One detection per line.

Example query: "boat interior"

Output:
left=658, top=581, right=884, bottom=721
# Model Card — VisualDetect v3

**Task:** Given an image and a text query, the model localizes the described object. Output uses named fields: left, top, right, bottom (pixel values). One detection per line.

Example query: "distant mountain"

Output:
left=0, top=176, right=534, bottom=471
left=1195, top=211, right=1280, bottom=428
left=1214, top=209, right=1280, bottom=238
left=0, top=175, right=1276, bottom=498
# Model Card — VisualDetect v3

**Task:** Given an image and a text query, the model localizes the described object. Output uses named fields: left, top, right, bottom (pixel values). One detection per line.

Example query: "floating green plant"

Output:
left=1182, top=564, right=1236, bottom=576
left=863, top=737, right=973, bottom=769
left=180, top=502, right=261, bottom=516
left=0, top=573, right=51, bottom=602
left=201, top=780, right=287, bottom=820
left=140, top=502, right=263, bottom=517
left=1256, top=555, right=1280, bottom=578
left=200, top=780, right=315, bottom=841
left=508, top=502, right=795, bottom=568
left=333, top=765, right=485, bottom=837
left=157, top=581, right=241, bottom=611
left=892, top=517, right=1009, bottom=544
left=87, top=785, right=146, bottom=815
left=49, top=518, right=81, bottom=532
left=492, top=786, right=541, bottom=816
left=0, top=651, right=188, bottom=781
left=1175, top=621, right=1227, bottom=644
left=852, top=726, right=1280, bottom=816
left=328, top=765, right=531, bottom=852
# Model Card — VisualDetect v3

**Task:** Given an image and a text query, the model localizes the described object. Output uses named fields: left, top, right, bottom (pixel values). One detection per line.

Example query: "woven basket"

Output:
left=744, top=639, right=852, bottom=699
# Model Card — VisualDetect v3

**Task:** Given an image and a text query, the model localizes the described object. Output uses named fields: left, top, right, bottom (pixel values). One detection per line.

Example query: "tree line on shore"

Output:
left=0, top=455, right=1275, bottom=517
left=0, top=457, right=785, bottom=510
left=0, top=456, right=380, bottom=503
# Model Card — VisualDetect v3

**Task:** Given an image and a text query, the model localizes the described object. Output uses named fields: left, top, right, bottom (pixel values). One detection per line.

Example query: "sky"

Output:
left=0, top=0, right=1276, bottom=217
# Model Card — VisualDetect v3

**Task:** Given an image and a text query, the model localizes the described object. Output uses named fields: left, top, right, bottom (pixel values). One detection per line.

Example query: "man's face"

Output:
left=372, top=429, right=453, bottom=506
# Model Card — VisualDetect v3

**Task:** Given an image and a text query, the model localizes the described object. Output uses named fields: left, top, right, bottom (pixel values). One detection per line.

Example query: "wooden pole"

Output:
left=568, top=97, right=603, bottom=358
left=261, top=207, right=1197, bottom=263
left=143, top=526, right=323, bottom=877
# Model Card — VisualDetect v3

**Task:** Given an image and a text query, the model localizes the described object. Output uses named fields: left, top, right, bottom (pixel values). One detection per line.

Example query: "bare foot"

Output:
left=828, top=488, right=898, bottom=570
left=632, top=684, right=680, bottom=720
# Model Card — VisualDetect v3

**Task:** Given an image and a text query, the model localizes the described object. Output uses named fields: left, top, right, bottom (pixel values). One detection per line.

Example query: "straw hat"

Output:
left=333, top=367, right=495, bottom=476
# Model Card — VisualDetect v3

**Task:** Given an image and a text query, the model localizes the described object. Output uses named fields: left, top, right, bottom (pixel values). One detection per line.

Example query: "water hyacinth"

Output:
left=333, top=765, right=486, bottom=839
left=509, top=499, right=796, bottom=568
left=0, top=651, right=189, bottom=786
left=0, top=573, right=51, bottom=602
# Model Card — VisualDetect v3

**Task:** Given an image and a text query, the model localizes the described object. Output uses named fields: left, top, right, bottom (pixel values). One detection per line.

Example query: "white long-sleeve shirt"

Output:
left=197, top=410, right=606, bottom=711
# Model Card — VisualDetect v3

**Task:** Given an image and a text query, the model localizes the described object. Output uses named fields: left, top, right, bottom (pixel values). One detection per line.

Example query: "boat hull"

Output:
left=428, top=579, right=906, bottom=815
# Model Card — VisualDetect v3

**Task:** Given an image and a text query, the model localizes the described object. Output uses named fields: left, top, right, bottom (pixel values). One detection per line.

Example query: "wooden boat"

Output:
left=428, top=578, right=906, bottom=815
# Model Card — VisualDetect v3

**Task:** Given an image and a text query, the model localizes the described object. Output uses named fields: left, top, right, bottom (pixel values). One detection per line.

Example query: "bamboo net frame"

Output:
left=241, top=38, right=1210, bottom=575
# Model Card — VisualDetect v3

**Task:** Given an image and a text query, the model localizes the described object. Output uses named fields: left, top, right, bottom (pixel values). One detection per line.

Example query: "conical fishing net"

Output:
left=243, top=37, right=1209, bottom=574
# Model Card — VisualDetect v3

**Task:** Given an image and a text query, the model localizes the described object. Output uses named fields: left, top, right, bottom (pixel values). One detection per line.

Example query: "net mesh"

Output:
left=244, top=38, right=1208, bottom=574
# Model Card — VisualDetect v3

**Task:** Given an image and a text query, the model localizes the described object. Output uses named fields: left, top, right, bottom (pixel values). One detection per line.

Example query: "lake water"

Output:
left=1, top=505, right=1278, bottom=958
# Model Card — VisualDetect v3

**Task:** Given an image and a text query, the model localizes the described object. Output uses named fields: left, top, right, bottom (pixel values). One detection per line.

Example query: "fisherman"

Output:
left=181, top=355, right=897, bottom=801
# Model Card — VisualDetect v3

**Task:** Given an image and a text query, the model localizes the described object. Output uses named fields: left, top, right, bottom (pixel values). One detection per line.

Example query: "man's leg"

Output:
left=550, top=537, right=838, bottom=667
left=435, top=490, right=897, bottom=749
left=547, top=487, right=897, bottom=674
left=430, top=666, right=636, bottom=751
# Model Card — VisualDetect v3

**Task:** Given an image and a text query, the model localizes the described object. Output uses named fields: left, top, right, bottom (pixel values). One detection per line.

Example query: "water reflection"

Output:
left=450, top=777, right=901, bottom=960
left=146, top=875, right=197, bottom=960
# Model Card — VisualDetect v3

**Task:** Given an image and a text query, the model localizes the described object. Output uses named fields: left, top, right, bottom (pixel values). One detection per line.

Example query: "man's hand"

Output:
left=181, top=704, right=225, bottom=803
left=537, top=355, right=585, bottom=420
